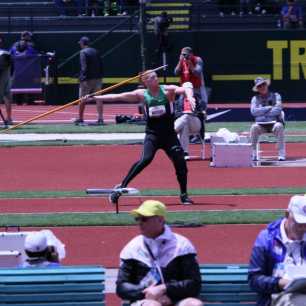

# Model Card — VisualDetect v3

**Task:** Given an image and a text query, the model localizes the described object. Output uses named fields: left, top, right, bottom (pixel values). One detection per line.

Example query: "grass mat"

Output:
left=2, top=121, right=306, bottom=134
left=0, top=187, right=304, bottom=199
left=0, top=210, right=284, bottom=227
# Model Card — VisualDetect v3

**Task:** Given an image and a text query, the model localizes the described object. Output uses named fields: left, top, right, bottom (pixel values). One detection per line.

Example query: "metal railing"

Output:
left=1, top=2, right=305, bottom=33
left=0, top=4, right=139, bottom=33
left=190, top=1, right=306, bottom=30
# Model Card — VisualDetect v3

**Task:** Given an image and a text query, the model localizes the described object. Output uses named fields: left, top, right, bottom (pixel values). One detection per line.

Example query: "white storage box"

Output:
left=210, top=136, right=252, bottom=167
left=0, top=232, right=26, bottom=267
left=211, top=135, right=250, bottom=144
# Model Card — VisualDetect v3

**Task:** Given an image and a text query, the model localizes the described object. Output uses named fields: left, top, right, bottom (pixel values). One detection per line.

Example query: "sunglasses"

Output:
left=135, top=216, right=153, bottom=222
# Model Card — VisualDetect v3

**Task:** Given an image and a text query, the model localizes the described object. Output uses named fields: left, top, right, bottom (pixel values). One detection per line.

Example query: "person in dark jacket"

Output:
left=0, top=36, right=13, bottom=125
left=248, top=195, right=306, bottom=306
left=152, top=11, right=172, bottom=53
left=75, top=36, right=103, bottom=125
left=54, top=0, right=83, bottom=16
left=116, top=200, right=203, bottom=306
left=10, top=31, right=38, bottom=56
left=280, top=0, right=303, bottom=29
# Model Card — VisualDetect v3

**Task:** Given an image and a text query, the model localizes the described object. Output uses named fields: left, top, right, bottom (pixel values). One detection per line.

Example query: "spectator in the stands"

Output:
left=281, top=0, right=303, bottom=29
left=54, top=0, right=83, bottom=16
left=253, top=0, right=268, bottom=15
left=86, top=0, right=102, bottom=16
left=117, top=0, right=128, bottom=15
left=239, top=0, right=253, bottom=15
left=99, top=0, right=134, bottom=16
left=21, top=230, right=66, bottom=268
left=218, top=0, right=239, bottom=16
left=84, top=0, right=126, bottom=17
left=104, top=0, right=120, bottom=16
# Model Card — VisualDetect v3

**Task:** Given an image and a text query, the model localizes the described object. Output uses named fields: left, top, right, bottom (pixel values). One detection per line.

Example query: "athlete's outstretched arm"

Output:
left=94, top=89, right=144, bottom=103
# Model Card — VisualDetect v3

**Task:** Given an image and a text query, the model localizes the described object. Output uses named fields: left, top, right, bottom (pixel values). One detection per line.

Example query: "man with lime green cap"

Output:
left=116, top=200, right=203, bottom=306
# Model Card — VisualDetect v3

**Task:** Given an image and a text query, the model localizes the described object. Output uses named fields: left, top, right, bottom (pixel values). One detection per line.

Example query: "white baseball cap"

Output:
left=288, top=195, right=306, bottom=224
left=24, top=231, right=48, bottom=252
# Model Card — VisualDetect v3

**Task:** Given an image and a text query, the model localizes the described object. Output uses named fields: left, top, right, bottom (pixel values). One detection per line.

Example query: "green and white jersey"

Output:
left=144, top=85, right=174, bottom=135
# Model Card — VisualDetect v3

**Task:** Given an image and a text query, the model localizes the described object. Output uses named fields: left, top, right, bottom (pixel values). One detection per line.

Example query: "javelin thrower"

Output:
left=92, top=70, right=196, bottom=205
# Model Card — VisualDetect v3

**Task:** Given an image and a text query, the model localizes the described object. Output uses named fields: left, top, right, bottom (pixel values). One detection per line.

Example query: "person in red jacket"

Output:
left=174, top=47, right=207, bottom=110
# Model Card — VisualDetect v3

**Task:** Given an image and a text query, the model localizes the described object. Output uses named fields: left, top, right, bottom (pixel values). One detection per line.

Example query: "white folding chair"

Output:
left=255, top=111, right=285, bottom=161
left=188, top=133, right=205, bottom=160
left=256, top=135, right=279, bottom=160
left=188, top=118, right=205, bottom=160
left=199, top=133, right=205, bottom=160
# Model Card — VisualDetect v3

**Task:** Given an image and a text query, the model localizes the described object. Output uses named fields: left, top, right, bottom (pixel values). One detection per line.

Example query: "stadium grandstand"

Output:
left=0, top=0, right=305, bottom=106
left=0, top=0, right=303, bottom=31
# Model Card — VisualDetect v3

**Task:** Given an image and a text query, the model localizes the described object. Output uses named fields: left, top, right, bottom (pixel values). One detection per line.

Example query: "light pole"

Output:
left=139, top=0, right=147, bottom=71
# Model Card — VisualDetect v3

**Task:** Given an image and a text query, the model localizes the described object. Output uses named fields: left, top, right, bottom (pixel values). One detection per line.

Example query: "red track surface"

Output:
left=0, top=143, right=302, bottom=269
left=5, top=225, right=263, bottom=267
left=10, top=103, right=306, bottom=123
left=10, top=104, right=139, bottom=123
left=0, top=144, right=304, bottom=265
left=1, top=144, right=306, bottom=191
left=1, top=138, right=304, bottom=305
left=2, top=105, right=306, bottom=305
left=13, top=103, right=306, bottom=123
left=0, top=195, right=292, bottom=213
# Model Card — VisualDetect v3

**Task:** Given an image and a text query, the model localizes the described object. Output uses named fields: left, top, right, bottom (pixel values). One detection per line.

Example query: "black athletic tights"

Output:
left=120, top=132, right=188, bottom=195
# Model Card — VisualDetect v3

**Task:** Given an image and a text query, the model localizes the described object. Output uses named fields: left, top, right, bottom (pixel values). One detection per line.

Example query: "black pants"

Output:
left=121, top=132, right=188, bottom=195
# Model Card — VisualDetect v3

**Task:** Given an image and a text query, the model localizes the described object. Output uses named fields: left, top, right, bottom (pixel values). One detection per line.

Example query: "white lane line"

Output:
left=0, top=208, right=286, bottom=215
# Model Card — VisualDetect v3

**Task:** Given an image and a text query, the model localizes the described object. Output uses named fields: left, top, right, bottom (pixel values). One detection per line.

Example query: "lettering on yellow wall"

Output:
left=290, top=40, right=306, bottom=80
left=267, top=40, right=306, bottom=80
left=267, top=40, right=288, bottom=80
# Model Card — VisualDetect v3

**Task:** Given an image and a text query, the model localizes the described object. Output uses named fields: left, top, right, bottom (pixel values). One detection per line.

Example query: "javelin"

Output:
left=1, top=65, right=167, bottom=133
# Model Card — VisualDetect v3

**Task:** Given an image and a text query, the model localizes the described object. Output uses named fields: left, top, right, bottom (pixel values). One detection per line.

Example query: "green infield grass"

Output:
left=2, top=121, right=306, bottom=134
left=1, top=121, right=306, bottom=146
left=0, top=210, right=285, bottom=227
left=0, top=187, right=305, bottom=199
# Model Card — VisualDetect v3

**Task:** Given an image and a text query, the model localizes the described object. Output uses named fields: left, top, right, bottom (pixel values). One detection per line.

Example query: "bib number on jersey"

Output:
left=148, top=105, right=166, bottom=118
